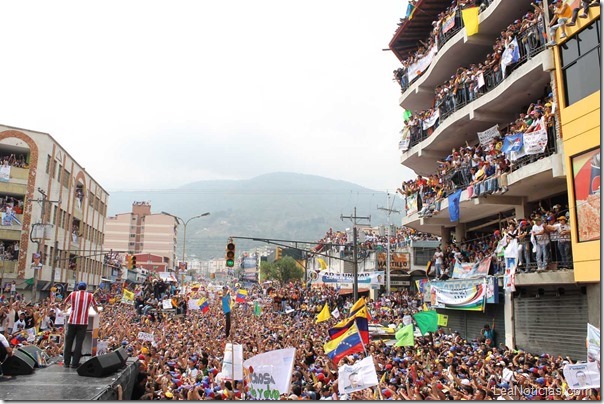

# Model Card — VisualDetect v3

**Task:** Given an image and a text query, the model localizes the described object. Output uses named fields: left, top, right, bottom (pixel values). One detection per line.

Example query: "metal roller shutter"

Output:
left=436, top=300, right=506, bottom=343
left=514, top=287, right=587, bottom=360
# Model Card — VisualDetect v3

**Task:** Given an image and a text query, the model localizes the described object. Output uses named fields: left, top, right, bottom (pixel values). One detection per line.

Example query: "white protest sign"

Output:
left=188, top=299, right=200, bottom=310
left=244, top=348, right=296, bottom=400
left=587, top=323, right=600, bottom=365
left=222, top=343, right=244, bottom=381
left=162, top=299, right=173, bottom=310
left=563, top=362, right=600, bottom=390
left=55, top=313, right=65, bottom=325
left=137, top=331, right=155, bottom=342
left=477, top=124, right=499, bottom=145
left=26, top=328, right=36, bottom=343
left=338, top=355, right=379, bottom=394
left=523, top=128, right=548, bottom=154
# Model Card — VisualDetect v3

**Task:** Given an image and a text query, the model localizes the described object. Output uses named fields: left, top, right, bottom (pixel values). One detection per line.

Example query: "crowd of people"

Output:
left=396, top=1, right=548, bottom=151
left=0, top=153, right=28, bottom=169
left=398, top=91, right=557, bottom=219
left=394, top=0, right=495, bottom=92
left=0, top=278, right=598, bottom=400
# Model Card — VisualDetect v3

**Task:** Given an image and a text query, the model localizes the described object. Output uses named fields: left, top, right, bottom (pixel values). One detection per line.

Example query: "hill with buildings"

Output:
left=106, top=172, right=404, bottom=259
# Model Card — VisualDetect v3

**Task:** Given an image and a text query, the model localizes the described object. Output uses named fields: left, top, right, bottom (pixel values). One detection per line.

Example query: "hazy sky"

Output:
left=1, top=0, right=414, bottom=193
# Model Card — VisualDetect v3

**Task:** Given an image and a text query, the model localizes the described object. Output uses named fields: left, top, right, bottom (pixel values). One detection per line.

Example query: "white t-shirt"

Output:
left=433, top=251, right=444, bottom=264
left=531, top=224, right=550, bottom=245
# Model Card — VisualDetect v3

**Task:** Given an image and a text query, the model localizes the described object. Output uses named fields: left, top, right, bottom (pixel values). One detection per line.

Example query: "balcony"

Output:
left=401, top=48, right=555, bottom=174
left=400, top=0, right=533, bottom=111
left=0, top=166, right=28, bottom=194
left=0, top=214, right=24, bottom=239
left=401, top=150, right=567, bottom=233
left=0, top=259, right=18, bottom=276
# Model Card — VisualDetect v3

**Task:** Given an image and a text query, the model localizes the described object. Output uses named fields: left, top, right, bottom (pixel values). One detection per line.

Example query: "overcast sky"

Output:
left=0, top=0, right=414, bottom=193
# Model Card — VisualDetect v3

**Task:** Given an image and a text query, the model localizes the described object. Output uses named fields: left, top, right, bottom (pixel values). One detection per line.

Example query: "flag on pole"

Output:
left=462, top=7, right=480, bottom=36
left=329, top=306, right=370, bottom=344
left=316, top=303, right=331, bottom=323
left=413, top=310, right=440, bottom=335
left=236, top=289, right=248, bottom=303
left=198, top=297, right=210, bottom=314
left=323, top=323, right=365, bottom=364
left=349, top=297, right=366, bottom=316
left=394, top=324, right=415, bottom=347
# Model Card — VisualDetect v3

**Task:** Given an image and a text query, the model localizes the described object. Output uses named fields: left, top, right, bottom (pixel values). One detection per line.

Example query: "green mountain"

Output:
left=106, top=172, right=404, bottom=260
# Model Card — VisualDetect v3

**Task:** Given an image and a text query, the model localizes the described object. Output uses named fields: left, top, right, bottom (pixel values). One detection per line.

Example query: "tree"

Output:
left=259, top=256, right=304, bottom=284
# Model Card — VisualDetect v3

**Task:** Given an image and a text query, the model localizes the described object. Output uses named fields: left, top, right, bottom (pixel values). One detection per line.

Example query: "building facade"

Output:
left=390, top=0, right=599, bottom=359
left=103, top=202, right=177, bottom=271
left=0, top=124, right=108, bottom=299
left=550, top=1, right=600, bottom=327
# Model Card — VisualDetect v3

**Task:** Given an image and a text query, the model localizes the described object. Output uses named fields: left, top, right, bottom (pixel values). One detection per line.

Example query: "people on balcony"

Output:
left=0, top=154, right=28, bottom=169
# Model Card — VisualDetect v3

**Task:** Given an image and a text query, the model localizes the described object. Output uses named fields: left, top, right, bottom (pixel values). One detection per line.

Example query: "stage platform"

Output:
left=0, top=357, right=140, bottom=401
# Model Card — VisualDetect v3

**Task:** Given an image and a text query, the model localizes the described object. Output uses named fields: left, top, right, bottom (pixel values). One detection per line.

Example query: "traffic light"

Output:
left=275, top=247, right=282, bottom=261
left=226, top=242, right=235, bottom=268
left=131, top=255, right=137, bottom=269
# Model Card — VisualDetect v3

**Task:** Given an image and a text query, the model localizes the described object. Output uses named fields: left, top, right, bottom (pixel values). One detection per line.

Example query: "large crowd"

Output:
left=0, top=274, right=597, bottom=400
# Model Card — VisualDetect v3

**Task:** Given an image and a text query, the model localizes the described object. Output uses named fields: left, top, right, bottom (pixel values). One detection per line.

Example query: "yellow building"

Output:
left=551, top=1, right=600, bottom=325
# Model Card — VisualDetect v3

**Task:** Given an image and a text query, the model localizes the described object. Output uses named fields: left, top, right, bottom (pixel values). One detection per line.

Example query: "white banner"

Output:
left=408, top=45, right=438, bottom=82
left=563, top=362, right=600, bottom=390
left=338, top=356, right=379, bottom=394
left=587, top=324, right=600, bottom=365
left=158, top=272, right=178, bottom=282
left=399, top=127, right=411, bottom=151
left=137, top=331, right=154, bottom=342
left=0, top=165, right=10, bottom=182
left=422, top=109, right=440, bottom=130
left=222, top=343, right=244, bottom=381
left=331, top=308, right=340, bottom=319
left=476, top=72, right=485, bottom=89
left=162, top=299, right=173, bottom=310
left=477, top=124, right=500, bottom=145
left=317, top=271, right=384, bottom=285
left=244, top=348, right=296, bottom=400
left=523, top=128, right=548, bottom=154
left=188, top=299, right=200, bottom=310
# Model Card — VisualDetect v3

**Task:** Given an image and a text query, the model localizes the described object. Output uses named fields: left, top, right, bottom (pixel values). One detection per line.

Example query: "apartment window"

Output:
left=57, top=164, right=62, bottom=184
left=45, top=155, right=51, bottom=174
left=561, top=21, right=600, bottom=106
left=62, top=169, right=70, bottom=188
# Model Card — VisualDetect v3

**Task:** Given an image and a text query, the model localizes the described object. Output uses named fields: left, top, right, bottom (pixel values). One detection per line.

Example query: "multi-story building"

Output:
left=0, top=124, right=108, bottom=299
left=103, top=202, right=177, bottom=272
left=390, top=0, right=599, bottom=359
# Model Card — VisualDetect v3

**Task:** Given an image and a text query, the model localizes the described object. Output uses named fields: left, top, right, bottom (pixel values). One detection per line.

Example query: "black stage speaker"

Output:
left=114, top=347, right=128, bottom=364
left=77, top=351, right=124, bottom=378
left=1, top=350, right=35, bottom=375
left=18, top=345, right=47, bottom=368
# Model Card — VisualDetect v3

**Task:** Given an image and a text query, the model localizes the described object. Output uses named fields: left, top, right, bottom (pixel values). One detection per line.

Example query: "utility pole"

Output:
left=30, top=189, right=60, bottom=302
left=341, top=207, right=371, bottom=302
left=378, top=193, right=400, bottom=294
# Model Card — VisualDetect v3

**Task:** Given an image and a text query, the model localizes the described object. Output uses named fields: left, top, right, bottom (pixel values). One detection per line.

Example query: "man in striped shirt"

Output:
left=63, top=282, right=99, bottom=369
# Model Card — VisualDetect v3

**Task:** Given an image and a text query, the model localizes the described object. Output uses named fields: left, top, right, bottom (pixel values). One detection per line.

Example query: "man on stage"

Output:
left=63, top=282, right=100, bottom=368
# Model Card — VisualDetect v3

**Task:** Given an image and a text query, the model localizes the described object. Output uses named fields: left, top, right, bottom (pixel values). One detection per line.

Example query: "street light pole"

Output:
left=161, top=211, right=210, bottom=283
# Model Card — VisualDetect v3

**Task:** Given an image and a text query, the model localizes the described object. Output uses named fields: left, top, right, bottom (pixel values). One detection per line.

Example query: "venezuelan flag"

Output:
left=236, top=289, right=248, bottom=303
left=328, top=306, right=370, bottom=344
left=198, top=298, right=209, bottom=314
left=349, top=297, right=372, bottom=320
left=323, top=323, right=364, bottom=364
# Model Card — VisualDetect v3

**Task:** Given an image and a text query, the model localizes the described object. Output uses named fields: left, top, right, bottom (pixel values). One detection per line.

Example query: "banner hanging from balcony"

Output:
left=448, top=189, right=462, bottom=222
left=407, top=45, right=438, bottom=83
left=399, top=126, right=411, bottom=151
left=429, top=278, right=488, bottom=311
left=0, top=165, right=10, bottom=182
left=452, top=256, right=491, bottom=279
left=501, top=133, right=524, bottom=153
left=523, top=127, right=548, bottom=154
left=477, top=125, right=500, bottom=146
left=428, top=276, right=498, bottom=305
left=461, top=7, right=480, bottom=36
left=442, top=11, right=457, bottom=34
left=501, top=37, right=520, bottom=79
left=422, top=109, right=440, bottom=130
left=406, top=193, right=419, bottom=216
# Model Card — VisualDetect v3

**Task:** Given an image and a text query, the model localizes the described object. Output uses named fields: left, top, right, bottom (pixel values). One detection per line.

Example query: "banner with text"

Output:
left=477, top=125, right=500, bottom=145
left=317, top=271, right=385, bottom=285
left=429, top=280, right=488, bottom=311
left=243, top=348, right=296, bottom=400
left=451, top=256, right=491, bottom=279
left=377, top=252, right=410, bottom=272
left=338, top=355, right=379, bottom=394
left=408, top=45, right=438, bottom=82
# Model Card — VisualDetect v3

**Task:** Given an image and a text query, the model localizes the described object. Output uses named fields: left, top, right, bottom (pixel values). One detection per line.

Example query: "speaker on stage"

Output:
left=1, top=350, right=35, bottom=375
left=77, top=351, right=124, bottom=378
left=17, top=345, right=48, bottom=368
left=114, top=347, right=128, bottom=364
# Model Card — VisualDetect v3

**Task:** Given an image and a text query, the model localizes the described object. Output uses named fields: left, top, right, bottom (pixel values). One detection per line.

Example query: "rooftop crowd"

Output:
left=1, top=275, right=597, bottom=400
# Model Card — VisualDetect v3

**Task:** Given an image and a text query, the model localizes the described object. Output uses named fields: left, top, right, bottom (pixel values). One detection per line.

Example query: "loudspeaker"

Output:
left=114, top=347, right=128, bottom=364
left=18, top=345, right=47, bottom=368
left=1, top=350, right=35, bottom=375
left=77, top=351, right=124, bottom=378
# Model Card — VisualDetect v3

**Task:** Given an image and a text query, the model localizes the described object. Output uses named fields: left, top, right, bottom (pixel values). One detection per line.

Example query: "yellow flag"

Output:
left=462, top=7, right=480, bottom=36
left=317, top=258, right=328, bottom=270
left=316, top=303, right=331, bottom=324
